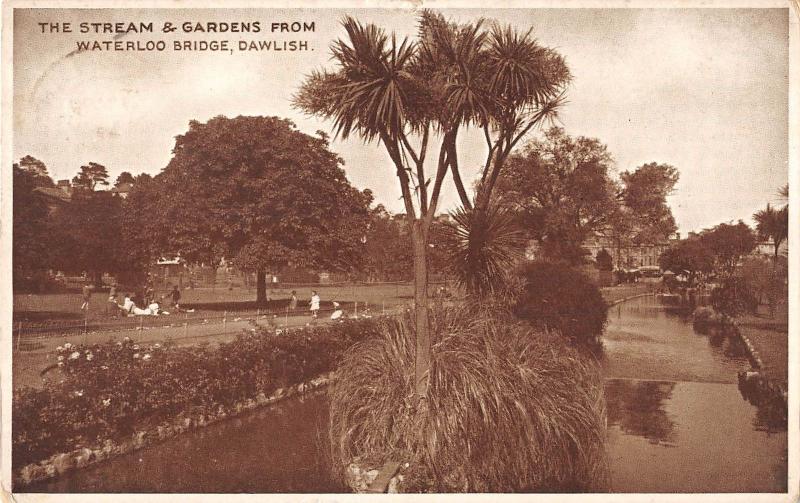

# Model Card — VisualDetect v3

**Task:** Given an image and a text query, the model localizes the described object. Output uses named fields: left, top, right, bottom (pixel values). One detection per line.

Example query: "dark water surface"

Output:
left=27, top=295, right=787, bottom=493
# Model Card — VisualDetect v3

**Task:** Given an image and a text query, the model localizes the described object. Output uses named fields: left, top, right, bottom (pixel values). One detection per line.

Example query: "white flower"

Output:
left=69, top=351, right=80, bottom=360
left=58, top=362, right=64, bottom=367
left=142, top=354, right=152, bottom=361
left=133, top=344, right=140, bottom=350
left=153, top=343, right=161, bottom=349
left=116, top=341, right=123, bottom=347
left=64, top=343, right=73, bottom=350
left=57, top=355, right=64, bottom=362
left=123, top=337, right=131, bottom=342
left=100, top=365, right=109, bottom=370
left=86, top=353, right=94, bottom=361
left=102, top=398, right=111, bottom=407
left=74, top=390, right=84, bottom=397
left=56, top=346, right=64, bottom=352
left=133, top=353, right=140, bottom=359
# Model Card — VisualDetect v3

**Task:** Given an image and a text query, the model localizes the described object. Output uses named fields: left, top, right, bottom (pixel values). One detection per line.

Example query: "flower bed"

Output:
left=13, top=317, right=381, bottom=487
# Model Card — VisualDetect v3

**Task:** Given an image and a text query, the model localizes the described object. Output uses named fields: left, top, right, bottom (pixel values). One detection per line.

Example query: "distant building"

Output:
left=583, top=232, right=680, bottom=270
left=753, top=239, right=788, bottom=258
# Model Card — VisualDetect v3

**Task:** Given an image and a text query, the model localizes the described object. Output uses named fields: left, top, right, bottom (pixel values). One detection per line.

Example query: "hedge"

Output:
left=13, top=317, right=382, bottom=470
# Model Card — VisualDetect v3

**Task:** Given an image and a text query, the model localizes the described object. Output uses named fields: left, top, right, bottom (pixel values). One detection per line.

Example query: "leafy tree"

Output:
left=700, top=221, right=756, bottom=278
left=14, top=155, right=54, bottom=188
left=114, top=171, right=136, bottom=187
left=48, top=189, right=125, bottom=285
left=72, top=162, right=109, bottom=190
left=126, top=115, right=371, bottom=305
left=295, top=12, right=570, bottom=397
left=12, top=165, right=52, bottom=288
left=658, top=235, right=714, bottom=286
left=619, top=162, right=679, bottom=243
left=753, top=203, right=788, bottom=261
left=495, top=127, right=619, bottom=264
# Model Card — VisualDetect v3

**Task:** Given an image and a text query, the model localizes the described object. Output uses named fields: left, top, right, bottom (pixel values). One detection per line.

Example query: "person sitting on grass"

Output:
left=119, top=293, right=135, bottom=315
left=331, top=301, right=343, bottom=320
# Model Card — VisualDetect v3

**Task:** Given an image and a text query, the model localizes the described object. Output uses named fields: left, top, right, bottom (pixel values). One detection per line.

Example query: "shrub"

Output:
left=329, top=305, right=609, bottom=492
left=711, top=276, right=758, bottom=317
left=13, top=318, right=381, bottom=469
left=513, top=262, right=608, bottom=344
left=691, top=306, right=720, bottom=333
left=595, top=249, right=613, bottom=272
left=440, top=205, right=527, bottom=297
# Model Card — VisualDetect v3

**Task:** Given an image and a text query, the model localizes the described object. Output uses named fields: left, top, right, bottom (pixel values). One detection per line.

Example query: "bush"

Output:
left=13, top=318, right=381, bottom=469
left=513, top=262, right=608, bottom=344
left=329, top=305, right=609, bottom=492
left=711, top=276, right=758, bottom=317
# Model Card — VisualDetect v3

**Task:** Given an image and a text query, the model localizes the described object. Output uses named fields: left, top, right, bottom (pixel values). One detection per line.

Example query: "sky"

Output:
left=13, top=7, right=790, bottom=235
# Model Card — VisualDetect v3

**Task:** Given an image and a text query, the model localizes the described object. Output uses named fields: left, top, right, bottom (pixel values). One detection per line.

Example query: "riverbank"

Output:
left=601, top=283, right=656, bottom=305
left=736, top=303, right=788, bottom=388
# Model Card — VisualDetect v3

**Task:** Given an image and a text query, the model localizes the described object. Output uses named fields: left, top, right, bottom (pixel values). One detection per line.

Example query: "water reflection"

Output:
left=605, top=379, right=676, bottom=445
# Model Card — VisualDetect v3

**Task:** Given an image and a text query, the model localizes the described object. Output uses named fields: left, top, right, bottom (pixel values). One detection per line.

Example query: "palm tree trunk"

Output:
left=411, top=220, right=431, bottom=398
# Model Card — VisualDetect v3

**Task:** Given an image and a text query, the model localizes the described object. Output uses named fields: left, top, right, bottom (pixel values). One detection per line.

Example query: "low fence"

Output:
left=13, top=300, right=407, bottom=351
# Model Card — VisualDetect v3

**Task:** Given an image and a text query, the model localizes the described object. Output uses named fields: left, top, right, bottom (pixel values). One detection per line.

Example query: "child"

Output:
left=309, top=291, right=320, bottom=319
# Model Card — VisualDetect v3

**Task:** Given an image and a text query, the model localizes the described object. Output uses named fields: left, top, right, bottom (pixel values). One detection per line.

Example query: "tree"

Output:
left=72, top=162, right=109, bottom=190
left=14, top=155, right=54, bottom=188
left=12, top=165, right=52, bottom=288
left=619, top=162, right=679, bottom=243
left=753, top=203, right=788, bottom=261
left=295, top=12, right=570, bottom=397
left=48, top=189, right=125, bottom=285
left=700, top=221, right=756, bottom=278
left=126, top=115, right=371, bottom=305
left=115, top=171, right=136, bottom=187
left=658, top=235, right=714, bottom=286
left=495, top=127, right=619, bottom=264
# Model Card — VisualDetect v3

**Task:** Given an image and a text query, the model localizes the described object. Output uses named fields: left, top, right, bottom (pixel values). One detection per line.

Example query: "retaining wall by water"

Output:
left=14, top=371, right=336, bottom=489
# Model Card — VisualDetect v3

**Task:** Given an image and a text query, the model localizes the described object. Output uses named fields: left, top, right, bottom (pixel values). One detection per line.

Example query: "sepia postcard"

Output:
left=1, top=0, right=798, bottom=501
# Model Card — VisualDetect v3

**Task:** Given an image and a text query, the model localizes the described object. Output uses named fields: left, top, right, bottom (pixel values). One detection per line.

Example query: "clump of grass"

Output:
left=328, top=305, right=608, bottom=492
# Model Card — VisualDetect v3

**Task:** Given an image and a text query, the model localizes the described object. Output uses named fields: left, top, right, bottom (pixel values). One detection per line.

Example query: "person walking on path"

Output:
left=289, top=290, right=298, bottom=311
left=170, top=285, right=181, bottom=310
left=309, top=291, right=320, bottom=319
left=80, top=283, right=92, bottom=311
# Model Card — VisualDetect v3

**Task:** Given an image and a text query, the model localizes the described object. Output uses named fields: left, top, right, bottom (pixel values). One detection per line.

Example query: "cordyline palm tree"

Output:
left=294, top=11, right=570, bottom=399
left=754, top=203, right=789, bottom=262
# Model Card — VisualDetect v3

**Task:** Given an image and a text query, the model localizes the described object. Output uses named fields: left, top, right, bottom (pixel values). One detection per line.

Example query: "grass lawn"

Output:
left=737, top=302, right=788, bottom=387
left=13, top=282, right=437, bottom=324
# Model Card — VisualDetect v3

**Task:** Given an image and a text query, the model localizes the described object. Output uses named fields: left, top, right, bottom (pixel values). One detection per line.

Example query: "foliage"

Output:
left=14, top=155, right=54, bottom=188
left=328, top=306, right=608, bottom=492
left=295, top=11, right=572, bottom=397
left=658, top=235, right=714, bottom=286
left=12, top=165, right=53, bottom=289
left=700, top=221, right=756, bottom=278
left=618, top=162, right=679, bottom=243
left=513, top=261, right=608, bottom=343
left=71, top=162, right=109, bottom=190
left=114, top=171, right=136, bottom=187
left=753, top=203, right=788, bottom=260
left=13, top=318, right=381, bottom=468
left=710, top=276, right=759, bottom=317
left=48, top=188, right=126, bottom=283
left=440, top=205, right=526, bottom=296
left=123, top=115, right=372, bottom=304
left=496, top=127, right=618, bottom=264
left=595, top=249, right=613, bottom=271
